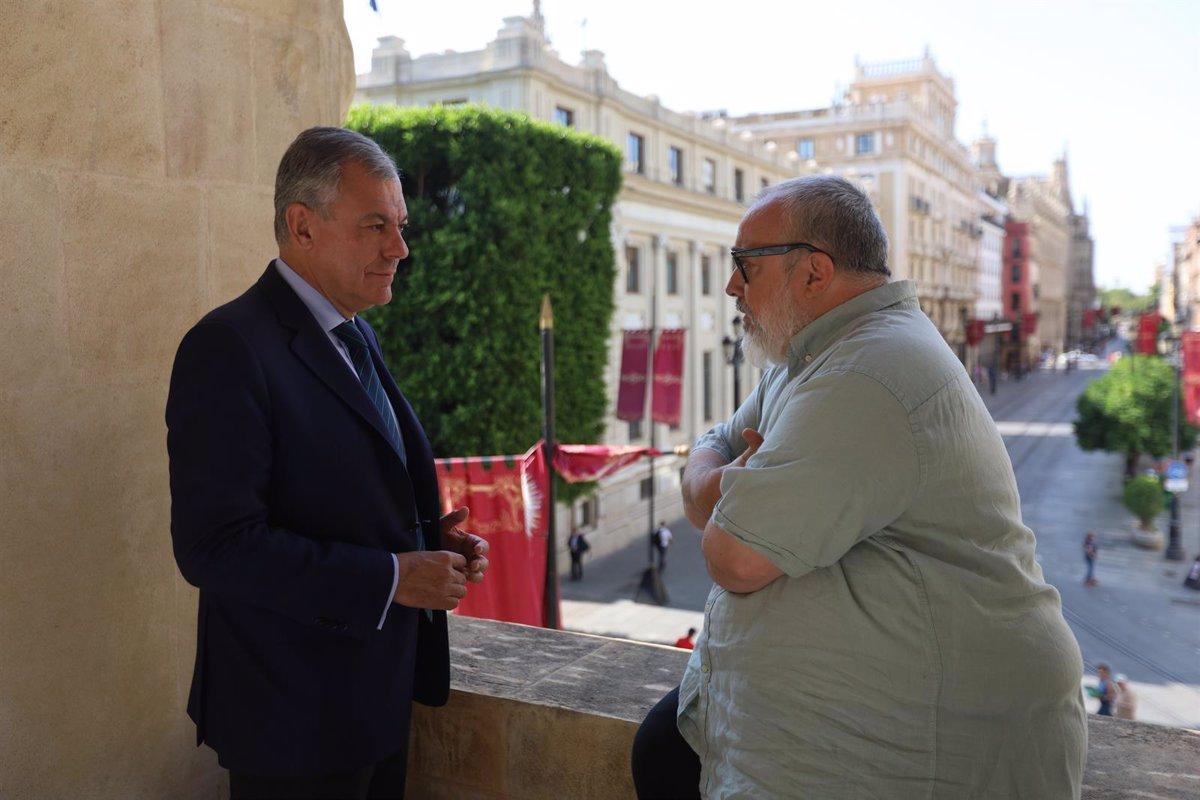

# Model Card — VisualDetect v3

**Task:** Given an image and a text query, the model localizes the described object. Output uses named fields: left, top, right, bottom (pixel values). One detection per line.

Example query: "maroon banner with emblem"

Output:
left=651, top=329, right=686, bottom=425
left=1021, top=312, right=1039, bottom=339
left=616, top=329, right=650, bottom=422
left=1136, top=313, right=1161, bottom=355
left=436, top=442, right=550, bottom=627
left=1183, top=332, right=1200, bottom=425
left=966, top=320, right=985, bottom=347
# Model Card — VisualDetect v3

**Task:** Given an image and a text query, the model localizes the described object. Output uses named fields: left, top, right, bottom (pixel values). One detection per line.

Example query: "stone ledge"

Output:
left=407, top=616, right=1200, bottom=799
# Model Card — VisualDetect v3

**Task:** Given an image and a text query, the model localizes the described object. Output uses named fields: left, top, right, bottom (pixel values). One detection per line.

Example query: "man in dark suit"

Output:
left=167, top=127, right=489, bottom=799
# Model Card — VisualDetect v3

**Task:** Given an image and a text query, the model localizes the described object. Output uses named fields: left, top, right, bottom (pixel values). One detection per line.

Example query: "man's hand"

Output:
left=439, top=506, right=489, bottom=584
left=392, top=550, right=469, bottom=610
left=681, top=428, right=764, bottom=530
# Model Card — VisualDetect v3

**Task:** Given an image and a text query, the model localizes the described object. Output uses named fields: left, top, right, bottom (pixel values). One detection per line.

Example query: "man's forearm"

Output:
left=681, top=448, right=728, bottom=530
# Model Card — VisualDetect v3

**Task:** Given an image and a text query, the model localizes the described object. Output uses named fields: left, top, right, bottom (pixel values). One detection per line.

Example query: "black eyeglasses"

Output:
left=729, top=242, right=831, bottom=284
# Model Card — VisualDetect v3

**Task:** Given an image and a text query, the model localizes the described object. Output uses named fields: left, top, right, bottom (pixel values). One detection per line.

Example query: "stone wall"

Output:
left=0, top=3, right=354, bottom=796
left=411, top=617, right=1200, bottom=800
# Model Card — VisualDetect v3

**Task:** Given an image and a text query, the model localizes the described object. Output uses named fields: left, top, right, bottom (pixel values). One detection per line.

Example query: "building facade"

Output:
left=1067, top=204, right=1097, bottom=348
left=356, top=9, right=797, bottom=552
left=1007, top=158, right=1074, bottom=356
left=728, top=51, right=982, bottom=360
left=1003, top=219, right=1037, bottom=372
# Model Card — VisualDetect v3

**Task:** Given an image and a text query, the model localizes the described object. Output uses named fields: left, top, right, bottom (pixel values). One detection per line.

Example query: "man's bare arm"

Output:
left=701, top=521, right=784, bottom=594
left=680, top=448, right=728, bottom=530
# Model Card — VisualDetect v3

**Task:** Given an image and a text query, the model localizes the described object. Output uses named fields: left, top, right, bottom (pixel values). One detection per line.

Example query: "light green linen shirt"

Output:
left=678, top=280, right=1086, bottom=799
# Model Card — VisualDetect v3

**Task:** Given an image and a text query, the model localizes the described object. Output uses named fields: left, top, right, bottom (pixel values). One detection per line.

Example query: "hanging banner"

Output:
left=1136, top=313, right=1161, bottom=355
left=616, top=329, right=651, bottom=421
left=966, top=320, right=985, bottom=347
left=1021, top=312, right=1039, bottom=339
left=553, top=444, right=661, bottom=484
left=436, top=442, right=550, bottom=627
left=1183, top=332, right=1200, bottom=425
left=1083, top=309, right=1098, bottom=331
left=651, top=329, right=686, bottom=425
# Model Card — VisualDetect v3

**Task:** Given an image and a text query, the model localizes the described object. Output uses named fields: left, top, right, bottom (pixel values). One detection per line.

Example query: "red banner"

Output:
left=553, top=444, right=660, bottom=483
left=1183, top=332, right=1200, bottom=425
left=651, top=329, right=686, bottom=425
left=436, top=442, right=551, bottom=627
left=1136, top=313, right=1161, bottom=355
left=616, top=330, right=650, bottom=421
left=966, top=320, right=985, bottom=347
left=1083, top=309, right=1098, bottom=330
left=1022, top=312, right=1039, bottom=338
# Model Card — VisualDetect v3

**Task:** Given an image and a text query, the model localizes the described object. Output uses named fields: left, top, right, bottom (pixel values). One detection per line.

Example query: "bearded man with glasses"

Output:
left=630, top=175, right=1086, bottom=799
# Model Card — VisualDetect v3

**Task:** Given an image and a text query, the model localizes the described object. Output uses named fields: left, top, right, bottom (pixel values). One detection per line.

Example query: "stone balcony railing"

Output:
left=406, top=617, right=1200, bottom=800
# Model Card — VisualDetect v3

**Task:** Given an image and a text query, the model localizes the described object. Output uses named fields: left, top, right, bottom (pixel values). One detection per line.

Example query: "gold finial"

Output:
left=540, top=294, right=554, bottom=330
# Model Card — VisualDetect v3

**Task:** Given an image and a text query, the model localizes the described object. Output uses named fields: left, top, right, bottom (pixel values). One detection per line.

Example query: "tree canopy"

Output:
left=345, top=104, right=623, bottom=500
left=1074, top=355, right=1197, bottom=474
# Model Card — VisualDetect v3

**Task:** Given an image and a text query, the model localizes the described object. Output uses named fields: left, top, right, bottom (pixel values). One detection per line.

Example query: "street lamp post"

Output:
left=722, top=316, right=744, bottom=411
left=1167, top=332, right=1186, bottom=561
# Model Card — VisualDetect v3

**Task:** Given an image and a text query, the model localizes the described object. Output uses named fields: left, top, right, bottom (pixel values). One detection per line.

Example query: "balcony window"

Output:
left=760, top=177, right=769, bottom=191
left=1011, top=264, right=1020, bottom=283
left=639, top=476, right=652, bottom=498
left=627, top=133, right=644, bottom=174
left=855, top=132, right=875, bottom=155
left=554, top=106, right=574, bottom=127
left=734, top=168, right=745, bottom=202
left=669, top=147, right=683, bottom=185
left=666, top=252, right=679, bottom=295
left=625, top=246, right=640, bottom=294
left=701, top=255, right=712, bottom=296
left=796, top=138, right=814, bottom=159
left=1012, top=292, right=1020, bottom=311
left=703, top=158, right=716, bottom=194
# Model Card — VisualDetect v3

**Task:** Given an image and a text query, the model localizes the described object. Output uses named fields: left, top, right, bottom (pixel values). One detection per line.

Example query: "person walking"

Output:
left=674, top=628, right=697, bottom=650
left=653, top=521, right=673, bottom=572
left=1084, top=532, right=1099, bottom=587
left=568, top=528, right=590, bottom=581
left=1094, top=663, right=1118, bottom=717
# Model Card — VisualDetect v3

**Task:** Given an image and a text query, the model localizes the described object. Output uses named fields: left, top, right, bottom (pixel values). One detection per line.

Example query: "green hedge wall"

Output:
left=346, top=104, right=622, bottom=496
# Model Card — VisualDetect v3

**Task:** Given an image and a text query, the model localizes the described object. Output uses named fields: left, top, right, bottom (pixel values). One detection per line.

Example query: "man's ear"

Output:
left=285, top=203, right=315, bottom=250
left=805, top=251, right=837, bottom=294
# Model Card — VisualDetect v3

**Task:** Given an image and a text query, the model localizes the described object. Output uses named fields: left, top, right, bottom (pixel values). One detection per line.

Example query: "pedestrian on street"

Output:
left=634, top=175, right=1086, bottom=799
left=1083, top=531, right=1099, bottom=587
left=674, top=628, right=697, bottom=650
left=653, top=521, right=672, bottom=571
left=568, top=527, right=590, bottom=581
left=1093, top=663, right=1118, bottom=716
left=987, top=364, right=997, bottom=395
left=1115, top=674, right=1138, bottom=720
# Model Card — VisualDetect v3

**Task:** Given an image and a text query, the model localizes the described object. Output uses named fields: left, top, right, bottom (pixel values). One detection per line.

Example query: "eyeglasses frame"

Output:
left=728, top=242, right=832, bottom=284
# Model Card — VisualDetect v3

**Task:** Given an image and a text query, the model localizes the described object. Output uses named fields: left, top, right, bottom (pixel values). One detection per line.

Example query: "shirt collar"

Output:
left=786, top=279, right=918, bottom=375
left=273, top=258, right=351, bottom=334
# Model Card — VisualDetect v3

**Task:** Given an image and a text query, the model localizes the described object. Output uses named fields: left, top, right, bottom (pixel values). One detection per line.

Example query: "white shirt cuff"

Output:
left=377, top=553, right=399, bottom=630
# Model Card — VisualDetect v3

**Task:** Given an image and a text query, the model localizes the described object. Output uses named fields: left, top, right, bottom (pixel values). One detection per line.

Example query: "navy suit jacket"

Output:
left=166, top=264, right=449, bottom=778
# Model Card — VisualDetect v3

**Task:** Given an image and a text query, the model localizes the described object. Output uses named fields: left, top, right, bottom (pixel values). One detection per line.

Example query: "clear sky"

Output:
left=345, top=0, right=1200, bottom=293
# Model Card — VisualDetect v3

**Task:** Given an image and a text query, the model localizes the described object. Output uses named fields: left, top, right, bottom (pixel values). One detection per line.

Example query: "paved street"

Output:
left=561, top=356, right=1200, bottom=727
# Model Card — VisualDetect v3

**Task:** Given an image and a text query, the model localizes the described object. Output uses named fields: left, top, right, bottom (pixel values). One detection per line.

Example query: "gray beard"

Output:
left=741, top=299, right=810, bottom=368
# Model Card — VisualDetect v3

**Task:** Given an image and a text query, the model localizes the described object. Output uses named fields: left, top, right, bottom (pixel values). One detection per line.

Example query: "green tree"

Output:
left=1097, top=285, right=1153, bottom=314
left=1123, top=475, right=1166, bottom=530
left=345, top=104, right=623, bottom=502
left=1074, top=355, right=1197, bottom=477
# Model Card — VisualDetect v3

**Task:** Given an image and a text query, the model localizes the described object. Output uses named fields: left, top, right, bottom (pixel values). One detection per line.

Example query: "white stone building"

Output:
left=356, top=8, right=797, bottom=555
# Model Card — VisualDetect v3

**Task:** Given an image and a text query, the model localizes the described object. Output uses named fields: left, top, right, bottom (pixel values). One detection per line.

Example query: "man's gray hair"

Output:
left=753, top=174, right=890, bottom=277
left=273, top=127, right=399, bottom=245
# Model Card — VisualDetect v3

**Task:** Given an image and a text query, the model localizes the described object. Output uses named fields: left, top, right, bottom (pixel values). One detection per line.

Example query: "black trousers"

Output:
left=631, top=686, right=701, bottom=799
left=229, top=736, right=410, bottom=800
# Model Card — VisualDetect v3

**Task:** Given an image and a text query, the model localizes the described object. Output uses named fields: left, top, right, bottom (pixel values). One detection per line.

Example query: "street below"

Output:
left=561, top=359, right=1200, bottom=728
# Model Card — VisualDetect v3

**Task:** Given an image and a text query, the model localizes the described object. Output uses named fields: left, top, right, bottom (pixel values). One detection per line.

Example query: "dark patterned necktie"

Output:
left=332, top=320, right=406, bottom=465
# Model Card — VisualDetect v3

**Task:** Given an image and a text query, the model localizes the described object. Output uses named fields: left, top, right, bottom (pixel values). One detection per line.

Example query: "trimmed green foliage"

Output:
left=1074, top=355, right=1197, bottom=475
left=346, top=104, right=622, bottom=500
left=1123, top=475, right=1165, bottom=528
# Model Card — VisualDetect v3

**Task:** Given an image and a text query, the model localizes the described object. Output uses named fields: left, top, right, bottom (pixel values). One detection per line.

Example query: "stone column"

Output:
left=0, top=3, right=354, bottom=797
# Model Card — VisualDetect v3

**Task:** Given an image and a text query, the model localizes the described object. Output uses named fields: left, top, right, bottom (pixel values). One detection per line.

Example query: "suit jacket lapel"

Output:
left=356, top=317, right=443, bottom=549
left=258, top=265, right=407, bottom=466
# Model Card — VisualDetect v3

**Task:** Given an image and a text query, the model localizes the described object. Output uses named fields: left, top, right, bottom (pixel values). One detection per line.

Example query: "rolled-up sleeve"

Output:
left=692, top=367, right=777, bottom=460
left=712, top=369, right=919, bottom=577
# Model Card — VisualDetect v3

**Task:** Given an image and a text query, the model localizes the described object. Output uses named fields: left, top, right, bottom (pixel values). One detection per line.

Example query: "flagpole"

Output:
left=540, top=294, right=560, bottom=628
